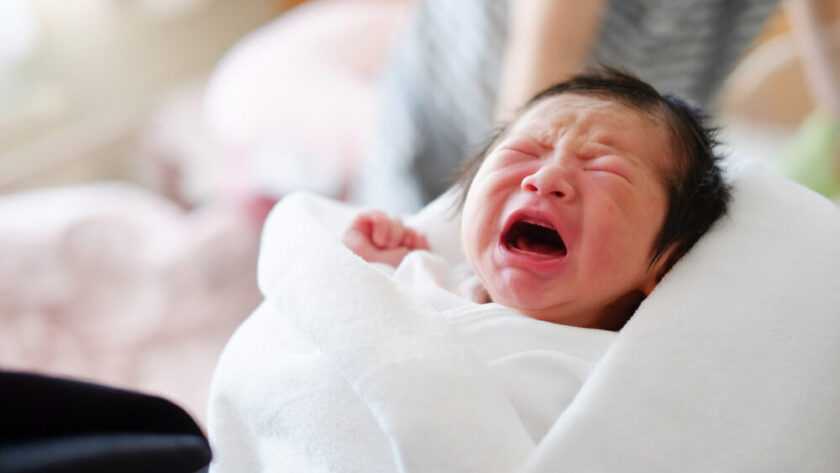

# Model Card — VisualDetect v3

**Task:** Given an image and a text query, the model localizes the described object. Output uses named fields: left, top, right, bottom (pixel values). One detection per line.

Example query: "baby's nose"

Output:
left=521, top=164, right=575, bottom=199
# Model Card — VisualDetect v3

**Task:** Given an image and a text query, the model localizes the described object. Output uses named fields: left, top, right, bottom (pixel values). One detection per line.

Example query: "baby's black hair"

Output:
left=453, top=67, right=731, bottom=274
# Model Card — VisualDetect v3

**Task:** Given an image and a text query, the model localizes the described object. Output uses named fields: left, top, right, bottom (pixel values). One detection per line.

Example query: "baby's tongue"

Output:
left=516, top=235, right=565, bottom=258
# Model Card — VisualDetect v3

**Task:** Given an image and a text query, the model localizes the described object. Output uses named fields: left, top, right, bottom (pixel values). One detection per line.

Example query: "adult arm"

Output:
left=784, top=0, right=840, bottom=175
left=785, top=0, right=840, bottom=118
left=496, top=0, right=607, bottom=121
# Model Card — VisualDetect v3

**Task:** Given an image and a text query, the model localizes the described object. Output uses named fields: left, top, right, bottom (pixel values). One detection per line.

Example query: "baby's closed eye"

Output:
left=497, top=137, right=544, bottom=157
left=583, top=157, right=632, bottom=183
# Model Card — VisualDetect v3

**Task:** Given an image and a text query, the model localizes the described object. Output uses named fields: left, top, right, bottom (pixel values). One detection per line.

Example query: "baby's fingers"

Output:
left=369, top=212, right=407, bottom=249
left=365, top=210, right=392, bottom=248
left=385, top=217, right=409, bottom=249
left=414, top=232, right=430, bottom=250
left=399, top=228, right=430, bottom=250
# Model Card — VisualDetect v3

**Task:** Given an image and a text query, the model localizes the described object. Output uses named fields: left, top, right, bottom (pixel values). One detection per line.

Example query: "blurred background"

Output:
left=0, top=0, right=836, bottom=426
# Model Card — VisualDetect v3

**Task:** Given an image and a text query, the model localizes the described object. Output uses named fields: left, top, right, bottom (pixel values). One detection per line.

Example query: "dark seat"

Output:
left=0, top=371, right=211, bottom=473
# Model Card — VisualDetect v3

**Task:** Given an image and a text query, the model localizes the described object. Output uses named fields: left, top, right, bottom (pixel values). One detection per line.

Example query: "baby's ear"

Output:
left=642, top=246, right=679, bottom=296
left=641, top=277, right=658, bottom=296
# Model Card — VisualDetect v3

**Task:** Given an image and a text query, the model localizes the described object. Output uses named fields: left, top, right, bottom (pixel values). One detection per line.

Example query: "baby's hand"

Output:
left=343, top=209, right=430, bottom=267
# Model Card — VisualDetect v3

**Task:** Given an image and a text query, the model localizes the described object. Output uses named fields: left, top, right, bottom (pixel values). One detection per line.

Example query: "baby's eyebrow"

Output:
left=497, top=133, right=549, bottom=152
left=583, top=132, right=623, bottom=149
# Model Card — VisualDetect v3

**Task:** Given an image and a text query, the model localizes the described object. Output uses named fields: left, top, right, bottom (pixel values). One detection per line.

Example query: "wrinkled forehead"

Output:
left=513, top=93, right=649, bottom=131
left=508, top=93, right=679, bottom=176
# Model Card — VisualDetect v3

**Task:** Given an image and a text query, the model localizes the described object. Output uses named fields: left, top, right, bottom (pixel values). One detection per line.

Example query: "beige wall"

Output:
left=0, top=0, right=284, bottom=193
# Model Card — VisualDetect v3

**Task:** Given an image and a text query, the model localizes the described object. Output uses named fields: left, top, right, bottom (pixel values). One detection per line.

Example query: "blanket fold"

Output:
left=210, top=162, right=840, bottom=473
left=258, top=193, right=535, bottom=472
left=524, top=163, right=840, bottom=472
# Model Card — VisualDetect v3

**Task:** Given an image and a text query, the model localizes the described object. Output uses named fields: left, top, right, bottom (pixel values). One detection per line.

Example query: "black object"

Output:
left=0, top=371, right=211, bottom=473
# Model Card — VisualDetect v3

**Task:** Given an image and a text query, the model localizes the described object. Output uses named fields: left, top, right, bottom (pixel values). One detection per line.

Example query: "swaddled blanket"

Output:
left=208, top=162, right=840, bottom=472
left=208, top=187, right=616, bottom=472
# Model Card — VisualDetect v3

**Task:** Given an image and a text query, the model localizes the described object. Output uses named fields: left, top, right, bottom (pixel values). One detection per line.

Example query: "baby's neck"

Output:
left=479, top=286, right=645, bottom=332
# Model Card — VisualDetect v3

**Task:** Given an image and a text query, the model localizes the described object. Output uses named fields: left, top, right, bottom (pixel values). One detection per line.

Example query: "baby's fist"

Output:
left=343, top=209, right=429, bottom=267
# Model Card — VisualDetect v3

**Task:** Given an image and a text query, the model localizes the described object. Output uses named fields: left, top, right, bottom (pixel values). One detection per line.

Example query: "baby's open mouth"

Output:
left=503, top=219, right=567, bottom=257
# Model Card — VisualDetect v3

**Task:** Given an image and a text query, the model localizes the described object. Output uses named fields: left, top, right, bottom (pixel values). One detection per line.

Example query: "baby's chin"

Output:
left=484, top=286, right=631, bottom=331
left=483, top=287, right=576, bottom=325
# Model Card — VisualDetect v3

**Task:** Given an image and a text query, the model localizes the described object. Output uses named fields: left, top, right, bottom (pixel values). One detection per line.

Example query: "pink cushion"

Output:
left=203, top=0, right=410, bottom=201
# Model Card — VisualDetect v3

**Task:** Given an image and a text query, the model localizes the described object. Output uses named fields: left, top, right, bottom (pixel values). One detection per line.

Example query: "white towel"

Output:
left=208, top=162, right=840, bottom=472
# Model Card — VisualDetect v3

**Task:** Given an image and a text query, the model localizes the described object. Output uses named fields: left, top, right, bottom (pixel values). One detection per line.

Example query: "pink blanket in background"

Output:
left=0, top=182, right=261, bottom=424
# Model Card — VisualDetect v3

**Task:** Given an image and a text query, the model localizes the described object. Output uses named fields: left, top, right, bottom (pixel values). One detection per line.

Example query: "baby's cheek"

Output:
left=461, top=211, right=490, bottom=263
left=585, top=230, right=620, bottom=272
left=585, top=209, right=640, bottom=272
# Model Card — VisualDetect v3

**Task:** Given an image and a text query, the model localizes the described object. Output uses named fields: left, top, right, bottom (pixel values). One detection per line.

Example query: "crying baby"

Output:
left=344, top=69, right=730, bottom=331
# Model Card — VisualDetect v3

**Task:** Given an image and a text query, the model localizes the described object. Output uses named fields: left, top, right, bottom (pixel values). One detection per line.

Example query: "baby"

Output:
left=344, top=69, right=730, bottom=331
left=208, top=70, right=735, bottom=473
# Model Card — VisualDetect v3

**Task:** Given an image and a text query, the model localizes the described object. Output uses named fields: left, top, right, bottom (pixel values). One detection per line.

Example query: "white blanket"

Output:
left=208, top=162, right=840, bottom=472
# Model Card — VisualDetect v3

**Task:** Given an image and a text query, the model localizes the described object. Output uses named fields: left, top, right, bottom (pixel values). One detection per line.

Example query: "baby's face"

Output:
left=461, top=94, right=672, bottom=329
